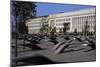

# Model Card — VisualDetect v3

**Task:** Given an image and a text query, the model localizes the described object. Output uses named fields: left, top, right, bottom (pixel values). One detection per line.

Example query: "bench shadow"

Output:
left=15, top=55, right=58, bottom=66
left=61, top=48, right=85, bottom=53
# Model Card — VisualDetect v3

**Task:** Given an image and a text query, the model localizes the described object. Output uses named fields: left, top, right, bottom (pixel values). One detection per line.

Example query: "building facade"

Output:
left=26, top=16, right=49, bottom=34
left=26, top=8, right=96, bottom=34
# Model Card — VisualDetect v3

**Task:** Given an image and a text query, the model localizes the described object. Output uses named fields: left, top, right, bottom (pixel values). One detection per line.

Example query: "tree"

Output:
left=11, top=1, right=36, bottom=34
left=59, top=28, right=63, bottom=33
left=17, top=21, right=28, bottom=34
left=63, top=23, right=70, bottom=34
left=74, top=28, right=77, bottom=36
left=50, top=27, right=56, bottom=34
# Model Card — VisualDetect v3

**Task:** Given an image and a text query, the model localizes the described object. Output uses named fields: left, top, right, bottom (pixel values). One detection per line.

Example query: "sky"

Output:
left=35, top=2, right=95, bottom=17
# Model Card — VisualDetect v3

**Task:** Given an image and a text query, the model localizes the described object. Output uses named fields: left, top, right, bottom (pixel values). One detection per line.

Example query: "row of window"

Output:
left=72, top=19, right=95, bottom=22
left=28, top=21, right=41, bottom=25
left=28, top=23, right=41, bottom=26
left=56, top=23, right=63, bottom=26
left=72, top=21, right=95, bottom=26
left=72, top=15, right=95, bottom=20
left=56, top=18, right=70, bottom=22
left=29, top=25, right=41, bottom=28
left=71, top=28, right=95, bottom=31
left=72, top=25, right=95, bottom=29
left=72, top=23, right=95, bottom=27
left=56, top=21, right=95, bottom=26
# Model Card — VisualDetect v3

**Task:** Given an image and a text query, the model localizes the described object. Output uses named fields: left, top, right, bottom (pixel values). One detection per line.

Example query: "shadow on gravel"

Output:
left=84, top=49, right=95, bottom=52
left=16, top=55, right=57, bottom=66
left=23, top=44, right=43, bottom=50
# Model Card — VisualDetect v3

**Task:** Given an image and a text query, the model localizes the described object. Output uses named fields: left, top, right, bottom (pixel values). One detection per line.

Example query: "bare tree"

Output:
left=74, top=28, right=77, bottom=36
left=40, top=17, right=48, bottom=34
left=82, top=20, right=89, bottom=37
left=94, top=22, right=96, bottom=35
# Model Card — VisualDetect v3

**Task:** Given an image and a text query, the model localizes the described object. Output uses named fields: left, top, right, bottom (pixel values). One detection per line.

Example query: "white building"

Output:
left=26, top=17, right=42, bottom=34
left=26, top=16, right=48, bottom=34
left=26, top=8, right=96, bottom=34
